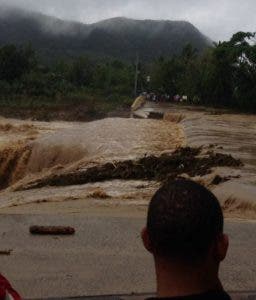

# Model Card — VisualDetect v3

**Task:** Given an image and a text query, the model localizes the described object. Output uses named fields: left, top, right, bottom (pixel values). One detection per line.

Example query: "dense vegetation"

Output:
left=0, top=31, right=255, bottom=116
left=149, top=31, right=256, bottom=111
left=0, top=44, right=134, bottom=108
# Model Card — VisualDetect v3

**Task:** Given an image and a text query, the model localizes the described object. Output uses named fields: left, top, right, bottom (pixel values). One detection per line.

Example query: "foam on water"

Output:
left=0, top=111, right=255, bottom=219
left=0, top=117, right=184, bottom=190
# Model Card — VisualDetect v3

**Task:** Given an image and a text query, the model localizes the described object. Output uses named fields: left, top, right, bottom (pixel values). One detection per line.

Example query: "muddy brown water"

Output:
left=134, top=102, right=256, bottom=219
left=0, top=103, right=256, bottom=219
left=135, top=102, right=256, bottom=170
left=0, top=116, right=183, bottom=209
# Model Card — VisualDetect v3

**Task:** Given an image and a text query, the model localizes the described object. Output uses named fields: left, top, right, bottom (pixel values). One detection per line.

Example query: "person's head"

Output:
left=141, top=179, right=229, bottom=281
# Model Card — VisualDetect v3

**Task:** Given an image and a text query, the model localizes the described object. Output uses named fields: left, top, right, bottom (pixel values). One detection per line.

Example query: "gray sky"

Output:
left=1, top=0, right=255, bottom=41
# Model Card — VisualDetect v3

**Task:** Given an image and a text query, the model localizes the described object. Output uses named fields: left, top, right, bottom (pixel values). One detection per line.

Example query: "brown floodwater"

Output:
left=0, top=116, right=183, bottom=208
left=134, top=102, right=256, bottom=219
left=0, top=103, right=256, bottom=219
left=135, top=102, right=256, bottom=169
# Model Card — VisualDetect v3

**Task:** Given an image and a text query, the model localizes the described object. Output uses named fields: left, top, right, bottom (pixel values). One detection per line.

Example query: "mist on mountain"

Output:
left=0, top=7, right=212, bottom=61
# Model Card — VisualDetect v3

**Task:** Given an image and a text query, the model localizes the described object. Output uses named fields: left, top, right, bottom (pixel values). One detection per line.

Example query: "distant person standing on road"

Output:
left=141, top=179, right=230, bottom=300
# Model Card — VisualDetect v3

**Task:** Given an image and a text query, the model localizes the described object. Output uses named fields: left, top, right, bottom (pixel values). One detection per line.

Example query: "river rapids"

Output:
left=0, top=103, right=256, bottom=219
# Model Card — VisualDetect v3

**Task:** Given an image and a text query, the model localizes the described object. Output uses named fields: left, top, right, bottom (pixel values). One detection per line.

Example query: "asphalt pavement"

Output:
left=0, top=214, right=255, bottom=299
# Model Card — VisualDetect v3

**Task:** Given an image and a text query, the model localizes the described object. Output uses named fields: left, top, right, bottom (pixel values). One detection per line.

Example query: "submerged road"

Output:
left=0, top=214, right=255, bottom=299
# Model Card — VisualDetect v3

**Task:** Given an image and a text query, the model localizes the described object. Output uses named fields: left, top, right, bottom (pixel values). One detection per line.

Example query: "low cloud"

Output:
left=0, top=0, right=255, bottom=40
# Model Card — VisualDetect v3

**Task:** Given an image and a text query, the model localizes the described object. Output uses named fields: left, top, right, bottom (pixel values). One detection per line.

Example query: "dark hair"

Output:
left=147, top=179, right=223, bottom=264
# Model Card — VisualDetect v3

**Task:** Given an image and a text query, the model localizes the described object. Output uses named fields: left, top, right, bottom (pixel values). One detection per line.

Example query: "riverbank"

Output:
left=0, top=94, right=132, bottom=122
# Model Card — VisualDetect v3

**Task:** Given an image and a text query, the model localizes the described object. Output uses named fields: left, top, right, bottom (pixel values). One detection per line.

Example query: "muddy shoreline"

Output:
left=0, top=104, right=131, bottom=122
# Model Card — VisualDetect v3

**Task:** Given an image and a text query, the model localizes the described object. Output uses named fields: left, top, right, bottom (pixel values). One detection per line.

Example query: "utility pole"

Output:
left=134, top=52, right=139, bottom=97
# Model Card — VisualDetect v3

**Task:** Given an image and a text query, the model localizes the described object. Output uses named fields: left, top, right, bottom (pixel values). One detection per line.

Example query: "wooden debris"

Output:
left=30, top=226, right=75, bottom=235
left=0, top=249, right=13, bottom=255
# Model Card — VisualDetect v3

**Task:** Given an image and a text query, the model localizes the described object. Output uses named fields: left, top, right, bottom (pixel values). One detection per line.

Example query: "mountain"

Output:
left=0, top=7, right=212, bottom=61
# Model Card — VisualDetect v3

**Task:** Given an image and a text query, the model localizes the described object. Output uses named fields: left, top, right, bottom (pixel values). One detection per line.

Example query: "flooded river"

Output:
left=0, top=103, right=256, bottom=219
left=0, top=115, right=183, bottom=209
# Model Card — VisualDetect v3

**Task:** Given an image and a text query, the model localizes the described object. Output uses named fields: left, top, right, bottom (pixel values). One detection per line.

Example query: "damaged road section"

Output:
left=15, top=147, right=242, bottom=192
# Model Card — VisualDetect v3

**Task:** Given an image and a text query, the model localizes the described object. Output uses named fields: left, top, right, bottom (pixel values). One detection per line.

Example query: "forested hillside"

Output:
left=0, top=7, right=211, bottom=61
left=0, top=7, right=255, bottom=118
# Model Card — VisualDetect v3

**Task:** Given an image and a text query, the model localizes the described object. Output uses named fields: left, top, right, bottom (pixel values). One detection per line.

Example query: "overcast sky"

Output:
left=1, top=0, right=255, bottom=41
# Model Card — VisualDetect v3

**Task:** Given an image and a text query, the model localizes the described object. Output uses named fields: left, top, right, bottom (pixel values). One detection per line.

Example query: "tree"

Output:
left=0, top=44, right=36, bottom=82
left=68, top=56, right=94, bottom=87
left=230, top=32, right=256, bottom=109
left=151, top=57, right=183, bottom=95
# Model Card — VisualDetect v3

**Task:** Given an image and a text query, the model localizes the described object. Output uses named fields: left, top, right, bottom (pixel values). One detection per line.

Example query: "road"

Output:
left=0, top=214, right=255, bottom=299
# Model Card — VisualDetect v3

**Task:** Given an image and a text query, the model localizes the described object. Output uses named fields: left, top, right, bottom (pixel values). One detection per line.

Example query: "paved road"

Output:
left=0, top=214, right=255, bottom=299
